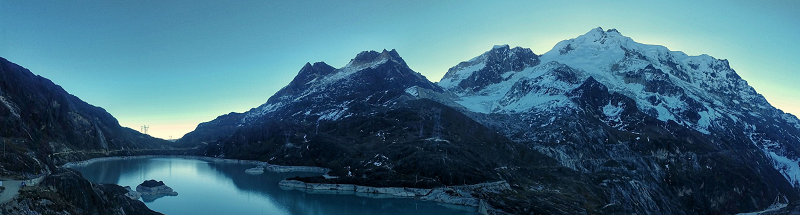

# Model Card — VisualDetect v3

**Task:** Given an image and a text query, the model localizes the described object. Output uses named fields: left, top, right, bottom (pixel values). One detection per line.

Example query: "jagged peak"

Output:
left=344, top=49, right=407, bottom=69
left=312, top=61, right=334, bottom=69
left=439, top=45, right=541, bottom=92
left=298, top=61, right=335, bottom=76
left=466, top=45, right=536, bottom=63
left=492, top=44, right=510, bottom=50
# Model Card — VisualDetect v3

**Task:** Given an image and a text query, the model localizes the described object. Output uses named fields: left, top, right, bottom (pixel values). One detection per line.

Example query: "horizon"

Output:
left=2, top=1, right=798, bottom=140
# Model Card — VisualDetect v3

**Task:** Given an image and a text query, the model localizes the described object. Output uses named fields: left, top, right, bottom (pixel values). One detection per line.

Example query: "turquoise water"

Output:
left=71, top=157, right=476, bottom=215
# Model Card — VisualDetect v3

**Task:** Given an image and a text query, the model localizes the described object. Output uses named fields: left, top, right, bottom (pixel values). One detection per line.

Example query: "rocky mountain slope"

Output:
left=0, top=57, right=179, bottom=214
left=0, top=57, right=173, bottom=176
left=440, top=28, right=800, bottom=214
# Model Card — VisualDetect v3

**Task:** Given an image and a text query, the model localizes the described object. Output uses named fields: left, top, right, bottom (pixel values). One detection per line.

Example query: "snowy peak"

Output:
left=439, top=45, right=540, bottom=93
left=437, top=27, right=800, bottom=195
left=238, top=48, right=441, bottom=125
left=545, top=27, right=633, bottom=57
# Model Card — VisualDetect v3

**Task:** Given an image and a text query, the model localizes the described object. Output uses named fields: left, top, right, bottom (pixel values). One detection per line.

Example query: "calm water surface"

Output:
left=71, top=157, right=476, bottom=215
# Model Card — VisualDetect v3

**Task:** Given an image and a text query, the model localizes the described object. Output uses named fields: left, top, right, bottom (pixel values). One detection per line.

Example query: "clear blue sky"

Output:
left=1, top=0, right=798, bottom=139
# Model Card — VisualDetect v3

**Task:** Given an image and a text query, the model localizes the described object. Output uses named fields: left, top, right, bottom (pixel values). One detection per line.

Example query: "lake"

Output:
left=70, top=157, right=477, bottom=215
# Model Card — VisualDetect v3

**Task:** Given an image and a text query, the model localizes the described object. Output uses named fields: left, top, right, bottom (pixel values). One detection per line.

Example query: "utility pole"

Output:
left=141, top=125, right=149, bottom=135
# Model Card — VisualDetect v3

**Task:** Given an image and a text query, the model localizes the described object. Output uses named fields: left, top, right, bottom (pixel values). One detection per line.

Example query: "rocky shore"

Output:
left=279, top=179, right=511, bottom=214
left=0, top=168, right=161, bottom=215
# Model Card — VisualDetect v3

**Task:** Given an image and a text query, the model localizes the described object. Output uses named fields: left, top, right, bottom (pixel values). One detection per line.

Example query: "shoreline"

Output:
left=61, top=155, right=329, bottom=174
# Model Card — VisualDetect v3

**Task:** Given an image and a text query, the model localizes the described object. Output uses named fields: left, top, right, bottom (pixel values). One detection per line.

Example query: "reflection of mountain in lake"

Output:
left=205, top=162, right=477, bottom=214
left=72, top=157, right=475, bottom=215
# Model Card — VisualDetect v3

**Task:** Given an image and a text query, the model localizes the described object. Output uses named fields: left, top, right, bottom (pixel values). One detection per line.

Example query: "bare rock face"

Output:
left=135, top=180, right=177, bottom=202
left=1, top=168, right=161, bottom=215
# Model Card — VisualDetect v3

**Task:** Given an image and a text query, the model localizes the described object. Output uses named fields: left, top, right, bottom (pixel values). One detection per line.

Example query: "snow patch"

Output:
left=695, top=111, right=711, bottom=134
left=0, top=95, right=20, bottom=118
left=425, top=137, right=451, bottom=143
left=318, top=107, right=349, bottom=121
left=782, top=113, right=800, bottom=130
left=603, top=101, right=624, bottom=118
left=241, top=102, right=285, bottom=124
left=653, top=105, right=676, bottom=122
left=438, top=62, right=486, bottom=90
left=404, top=86, right=419, bottom=98
left=767, top=151, right=800, bottom=187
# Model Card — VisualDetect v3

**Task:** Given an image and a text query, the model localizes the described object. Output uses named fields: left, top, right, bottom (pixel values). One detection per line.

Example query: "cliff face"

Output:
left=1, top=168, right=161, bottom=215
left=0, top=57, right=172, bottom=176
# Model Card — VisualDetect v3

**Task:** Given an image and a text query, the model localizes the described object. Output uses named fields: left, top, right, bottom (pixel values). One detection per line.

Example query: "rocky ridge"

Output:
left=0, top=57, right=175, bottom=176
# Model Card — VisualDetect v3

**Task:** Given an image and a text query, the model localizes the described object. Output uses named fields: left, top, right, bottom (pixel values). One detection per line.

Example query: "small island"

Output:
left=136, top=179, right=178, bottom=202
left=245, top=166, right=264, bottom=175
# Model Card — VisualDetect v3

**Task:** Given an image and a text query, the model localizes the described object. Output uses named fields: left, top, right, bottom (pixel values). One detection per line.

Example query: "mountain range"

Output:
left=180, top=28, right=800, bottom=214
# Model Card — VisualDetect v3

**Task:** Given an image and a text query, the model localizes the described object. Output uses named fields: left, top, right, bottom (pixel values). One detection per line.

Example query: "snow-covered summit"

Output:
left=440, top=27, right=762, bottom=129
left=438, top=27, right=800, bottom=190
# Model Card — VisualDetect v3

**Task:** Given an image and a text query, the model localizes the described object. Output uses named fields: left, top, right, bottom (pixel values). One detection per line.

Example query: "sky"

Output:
left=1, top=0, right=798, bottom=140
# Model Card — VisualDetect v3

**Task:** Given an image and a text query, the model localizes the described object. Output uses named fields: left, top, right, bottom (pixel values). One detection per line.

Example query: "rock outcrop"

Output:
left=135, top=180, right=177, bottom=203
left=136, top=180, right=177, bottom=196
left=0, top=168, right=161, bottom=215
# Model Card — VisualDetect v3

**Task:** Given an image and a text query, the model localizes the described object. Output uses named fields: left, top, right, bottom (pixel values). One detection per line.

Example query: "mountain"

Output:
left=182, top=49, right=615, bottom=214
left=0, top=57, right=172, bottom=175
left=440, top=27, right=800, bottom=214
left=182, top=50, right=549, bottom=186
left=0, top=57, right=178, bottom=214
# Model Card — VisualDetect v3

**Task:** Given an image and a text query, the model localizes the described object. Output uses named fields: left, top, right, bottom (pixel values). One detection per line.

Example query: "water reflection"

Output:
left=71, top=158, right=475, bottom=215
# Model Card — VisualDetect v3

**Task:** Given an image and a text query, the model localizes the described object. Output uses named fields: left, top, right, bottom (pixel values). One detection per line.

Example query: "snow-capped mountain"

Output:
left=180, top=50, right=541, bottom=192
left=182, top=28, right=800, bottom=214
left=239, top=49, right=441, bottom=124
left=181, top=49, right=443, bottom=143
left=440, top=27, right=800, bottom=214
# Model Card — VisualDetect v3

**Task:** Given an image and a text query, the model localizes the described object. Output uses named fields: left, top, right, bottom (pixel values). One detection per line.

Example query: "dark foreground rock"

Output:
left=0, top=168, right=161, bottom=215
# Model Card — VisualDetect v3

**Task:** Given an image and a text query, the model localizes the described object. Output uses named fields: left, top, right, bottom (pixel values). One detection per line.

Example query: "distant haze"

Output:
left=1, top=0, right=798, bottom=139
